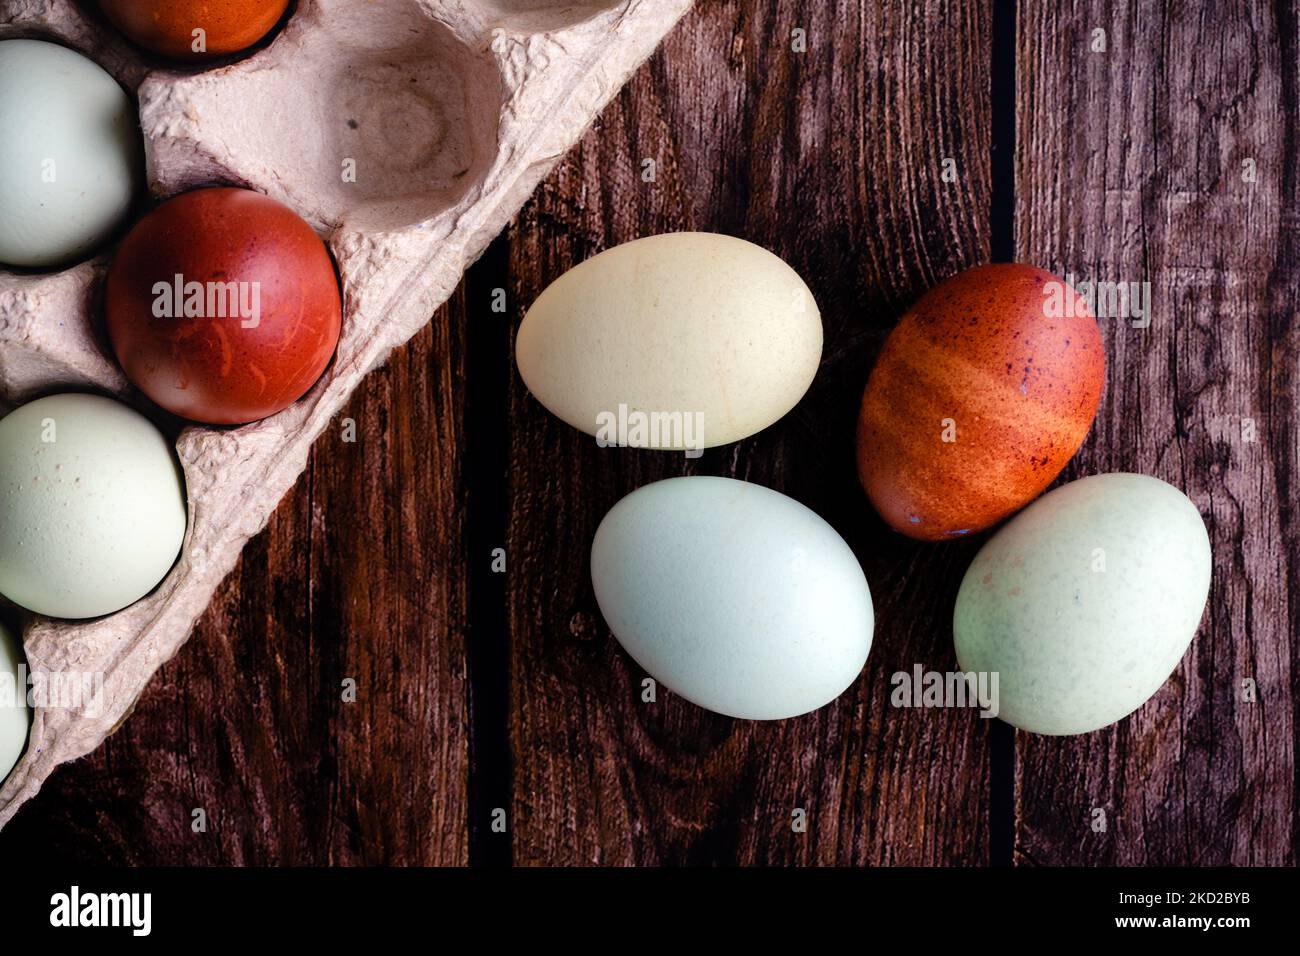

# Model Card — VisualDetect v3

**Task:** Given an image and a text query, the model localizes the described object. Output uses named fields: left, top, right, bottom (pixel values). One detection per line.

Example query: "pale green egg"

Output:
left=0, top=40, right=142, bottom=268
left=954, top=473, right=1211, bottom=735
left=0, top=393, right=187, bottom=619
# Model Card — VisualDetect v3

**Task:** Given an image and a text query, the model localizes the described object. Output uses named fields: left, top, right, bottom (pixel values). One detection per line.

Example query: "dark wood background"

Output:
left=2, top=0, right=1296, bottom=866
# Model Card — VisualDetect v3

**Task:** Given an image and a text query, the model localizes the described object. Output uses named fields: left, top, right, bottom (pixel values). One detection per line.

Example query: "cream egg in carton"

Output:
left=0, top=0, right=692, bottom=830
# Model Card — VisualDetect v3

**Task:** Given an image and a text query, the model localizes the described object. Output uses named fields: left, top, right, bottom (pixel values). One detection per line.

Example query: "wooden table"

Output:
left=3, top=0, right=1295, bottom=866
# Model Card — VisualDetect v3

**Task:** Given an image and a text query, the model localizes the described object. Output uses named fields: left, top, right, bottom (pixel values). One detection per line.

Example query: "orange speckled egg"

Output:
left=856, top=263, right=1104, bottom=541
left=99, top=0, right=289, bottom=61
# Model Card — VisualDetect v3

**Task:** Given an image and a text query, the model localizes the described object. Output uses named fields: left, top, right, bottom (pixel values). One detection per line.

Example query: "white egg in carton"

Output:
left=0, top=0, right=692, bottom=830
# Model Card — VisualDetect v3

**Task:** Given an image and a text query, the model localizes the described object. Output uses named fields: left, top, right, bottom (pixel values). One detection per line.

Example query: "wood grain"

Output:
left=1013, top=0, right=1299, bottom=865
left=504, top=0, right=995, bottom=866
left=0, top=295, right=472, bottom=866
left=2, top=0, right=1295, bottom=867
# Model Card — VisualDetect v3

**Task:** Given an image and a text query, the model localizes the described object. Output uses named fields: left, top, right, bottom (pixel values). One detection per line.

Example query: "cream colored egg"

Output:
left=954, top=473, right=1211, bottom=735
left=516, top=233, right=822, bottom=450
left=0, top=393, right=187, bottom=619
left=0, top=620, right=29, bottom=784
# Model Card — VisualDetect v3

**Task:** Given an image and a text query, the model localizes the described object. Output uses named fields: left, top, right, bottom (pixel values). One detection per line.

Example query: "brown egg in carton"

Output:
left=0, top=0, right=693, bottom=830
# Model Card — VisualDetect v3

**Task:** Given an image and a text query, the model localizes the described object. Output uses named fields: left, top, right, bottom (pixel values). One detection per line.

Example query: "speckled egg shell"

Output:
left=953, top=473, right=1211, bottom=735
left=0, top=393, right=187, bottom=619
left=591, top=476, right=873, bottom=720
left=857, top=263, right=1104, bottom=540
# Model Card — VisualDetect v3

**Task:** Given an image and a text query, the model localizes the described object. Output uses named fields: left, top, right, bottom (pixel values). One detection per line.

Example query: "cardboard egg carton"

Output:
left=0, top=0, right=693, bottom=830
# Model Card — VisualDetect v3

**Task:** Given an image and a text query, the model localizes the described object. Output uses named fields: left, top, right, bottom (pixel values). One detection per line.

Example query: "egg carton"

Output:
left=0, top=0, right=693, bottom=831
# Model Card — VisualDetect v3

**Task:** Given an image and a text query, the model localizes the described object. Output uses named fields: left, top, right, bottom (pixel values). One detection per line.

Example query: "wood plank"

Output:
left=505, top=0, right=996, bottom=866
left=11, top=0, right=1293, bottom=869
left=1014, top=0, right=1298, bottom=865
left=0, top=295, right=473, bottom=865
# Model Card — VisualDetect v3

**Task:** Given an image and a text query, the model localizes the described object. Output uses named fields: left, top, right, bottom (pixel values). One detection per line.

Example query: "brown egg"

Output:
left=99, top=0, right=289, bottom=61
left=856, top=263, right=1104, bottom=541
left=105, top=187, right=342, bottom=425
